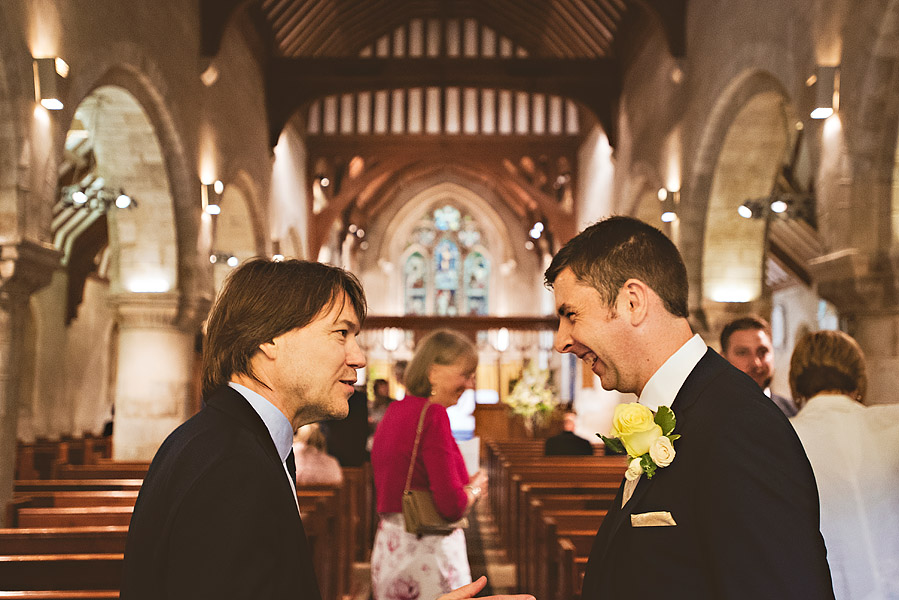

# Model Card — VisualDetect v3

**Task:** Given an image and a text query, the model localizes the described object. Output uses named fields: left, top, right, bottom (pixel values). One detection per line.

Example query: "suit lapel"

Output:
left=206, top=387, right=306, bottom=539
left=587, top=348, right=726, bottom=584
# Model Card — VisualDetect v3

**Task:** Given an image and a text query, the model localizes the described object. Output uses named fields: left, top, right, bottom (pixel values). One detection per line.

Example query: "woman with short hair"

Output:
left=789, top=330, right=899, bottom=600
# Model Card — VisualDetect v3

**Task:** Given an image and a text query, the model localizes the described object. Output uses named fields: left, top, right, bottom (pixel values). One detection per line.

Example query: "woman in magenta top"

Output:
left=371, top=329, right=487, bottom=600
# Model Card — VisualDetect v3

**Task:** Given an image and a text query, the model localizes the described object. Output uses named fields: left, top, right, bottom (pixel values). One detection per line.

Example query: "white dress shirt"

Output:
left=639, top=333, right=707, bottom=411
left=228, top=382, right=300, bottom=513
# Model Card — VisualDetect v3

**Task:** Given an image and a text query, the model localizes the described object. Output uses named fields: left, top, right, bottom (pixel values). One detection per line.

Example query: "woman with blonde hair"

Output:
left=370, top=329, right=488, bottom=600
left=789, top=330, right=899, bottom=599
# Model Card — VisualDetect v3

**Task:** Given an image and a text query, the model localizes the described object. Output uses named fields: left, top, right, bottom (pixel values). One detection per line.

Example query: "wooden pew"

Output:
left=52, top=464, right=149, bottom=480
left=14, top=507, right=133, bottom=529
left=0, top=527, right=127, bottom=554
left=517, top=494, right=614, bottom=590
left=501, top=463, right=624, bottom=558
left=0, top=553, right=123, bottom=590
left=0, top=593, right=118, bottom=599
left=15, top=480, right=143, bottom=494
left=534, top=511, right=607, bottom=600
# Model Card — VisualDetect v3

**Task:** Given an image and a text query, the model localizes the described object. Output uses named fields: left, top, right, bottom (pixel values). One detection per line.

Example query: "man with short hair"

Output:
left=721, top=315, right=797, bottom=417
left=544, top=411, right=593, bottom=456
left=545, top=216, right=833, bottom=599
left=122, top=259, right=528, bottom=600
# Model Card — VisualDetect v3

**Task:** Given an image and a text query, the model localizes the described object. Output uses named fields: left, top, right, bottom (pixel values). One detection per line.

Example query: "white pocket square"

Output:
left=630, top=511, right=677, bottom=527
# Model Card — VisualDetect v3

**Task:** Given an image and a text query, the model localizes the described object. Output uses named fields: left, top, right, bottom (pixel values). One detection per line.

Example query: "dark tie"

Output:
left=285, top=450, right=297, bottom=484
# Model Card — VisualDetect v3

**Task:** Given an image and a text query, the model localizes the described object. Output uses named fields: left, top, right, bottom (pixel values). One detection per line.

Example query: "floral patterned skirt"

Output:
left=371, top=513, right=472, bottom=600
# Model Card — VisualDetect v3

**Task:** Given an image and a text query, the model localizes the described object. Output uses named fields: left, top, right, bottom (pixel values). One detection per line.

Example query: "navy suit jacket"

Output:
left=581, top=349, right=834, bottom=599
left=121, top=386, right=321, bottom=600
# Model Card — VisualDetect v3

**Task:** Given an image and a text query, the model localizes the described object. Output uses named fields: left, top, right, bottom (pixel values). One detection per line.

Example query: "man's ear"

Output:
left=257, top=338, right=278, bottom=360
left=621, top=279, right=650, bottom=325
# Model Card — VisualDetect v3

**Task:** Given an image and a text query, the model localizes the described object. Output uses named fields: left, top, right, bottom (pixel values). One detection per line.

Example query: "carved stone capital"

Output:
left=809, top=248, right=899, bottom=315
left=0, top=240, right=62, bottom=305
left=109, top=291, right=211, bottom=331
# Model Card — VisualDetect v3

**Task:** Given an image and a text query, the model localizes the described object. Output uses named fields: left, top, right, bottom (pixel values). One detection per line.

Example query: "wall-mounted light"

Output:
left=210, top=252, right=238, bottom=267
left=738, top=194, right=814, bottom=221
left=658, top=188, right=680, bottom=222
left=33, top=57, right=68, bottom=110
left=202, top=180, right=224, bottom=215
left=810, top=66, right=839, bottom=119
left=61, top=175, right=137, bottom=212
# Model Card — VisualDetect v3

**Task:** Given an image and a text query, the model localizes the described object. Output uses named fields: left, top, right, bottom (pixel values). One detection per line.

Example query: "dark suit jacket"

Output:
left=581, top=349, right=834, bottom=599
left=544, top=431, right=594, bottom=456
left=121, top=386, right=321, bottom=600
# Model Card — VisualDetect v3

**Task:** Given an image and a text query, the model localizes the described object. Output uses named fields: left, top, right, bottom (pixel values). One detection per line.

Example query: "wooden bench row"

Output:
left=16, top=438, right=113, bottom=481
left=484, top=439, right=627, bottom=600
left=2, top=464, right=373, bottom=600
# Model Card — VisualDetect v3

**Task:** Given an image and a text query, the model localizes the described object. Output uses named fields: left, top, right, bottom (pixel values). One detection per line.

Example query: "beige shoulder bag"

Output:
left=401, top=402, right=469, bottom=535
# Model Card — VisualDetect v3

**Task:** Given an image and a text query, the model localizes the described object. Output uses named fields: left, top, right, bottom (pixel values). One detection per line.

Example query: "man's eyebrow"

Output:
left=334, top=317, right=361, bottom=332
left=557, top=303, right=572, bottom=317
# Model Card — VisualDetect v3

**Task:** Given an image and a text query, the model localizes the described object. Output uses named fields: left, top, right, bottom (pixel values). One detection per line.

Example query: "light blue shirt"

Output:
left=228, top=382, right=299, bottom=510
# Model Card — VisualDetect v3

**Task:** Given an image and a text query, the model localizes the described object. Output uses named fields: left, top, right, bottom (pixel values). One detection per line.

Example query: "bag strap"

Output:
left=403, top=401, right=430, bottom=493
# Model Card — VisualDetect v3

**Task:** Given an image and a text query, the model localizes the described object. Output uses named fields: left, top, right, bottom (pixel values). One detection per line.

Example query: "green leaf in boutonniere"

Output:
left=597, top=433, right=626, bottom=455
left=654, top=405, right=676, bottom=436
left=640, top=454, right=657, bottom=479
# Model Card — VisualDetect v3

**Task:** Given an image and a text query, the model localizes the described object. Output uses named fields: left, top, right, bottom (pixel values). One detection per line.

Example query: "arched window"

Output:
left=403, top=204, right=490, bottom=315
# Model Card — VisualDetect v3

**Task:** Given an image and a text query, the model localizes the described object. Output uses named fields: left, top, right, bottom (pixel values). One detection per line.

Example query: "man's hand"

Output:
left=438, top=576, right=535, bottom=600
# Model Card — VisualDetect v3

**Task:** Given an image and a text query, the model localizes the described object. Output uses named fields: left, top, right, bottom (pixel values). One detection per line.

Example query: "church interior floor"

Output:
left=350, top=490, right=517, bottom=600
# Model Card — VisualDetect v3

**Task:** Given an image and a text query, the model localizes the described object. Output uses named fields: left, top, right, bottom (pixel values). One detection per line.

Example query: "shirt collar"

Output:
left=228, top=382, right=295, bottom=462
left=639, top=334, right=707, bottom=412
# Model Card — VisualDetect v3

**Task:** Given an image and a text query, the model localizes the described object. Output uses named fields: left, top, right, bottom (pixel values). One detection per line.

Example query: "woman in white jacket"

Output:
left=789, top=330, right=899, bottom=600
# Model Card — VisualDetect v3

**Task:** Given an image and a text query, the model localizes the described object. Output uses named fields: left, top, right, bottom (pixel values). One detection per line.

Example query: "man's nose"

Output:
left=554, top=324, right=573, bottom=354
left=347, top=338, right=366, bottom=369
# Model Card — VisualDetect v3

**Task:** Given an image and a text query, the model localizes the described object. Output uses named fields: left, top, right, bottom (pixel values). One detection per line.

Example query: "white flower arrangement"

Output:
left=503, top=362, right=558, bottom=424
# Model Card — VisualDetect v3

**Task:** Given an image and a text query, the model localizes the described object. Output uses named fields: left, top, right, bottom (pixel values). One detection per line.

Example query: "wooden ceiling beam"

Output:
left=266, top=55, right=619, bottom=145
left=304, top=134, right=584, bottom=160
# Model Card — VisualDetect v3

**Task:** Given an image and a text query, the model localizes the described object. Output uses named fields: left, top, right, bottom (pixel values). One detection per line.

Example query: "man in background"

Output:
left=720, top=315, right=797, bottom=417
left=544, top=410, right=593, bottom=456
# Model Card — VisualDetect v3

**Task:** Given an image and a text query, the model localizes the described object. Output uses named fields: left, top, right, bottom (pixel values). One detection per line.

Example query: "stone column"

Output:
left=0, top=240, right=60, bottom=525
left=810, top=249, right=899, bottom=407
left=109, top=292, right=208, bottom=461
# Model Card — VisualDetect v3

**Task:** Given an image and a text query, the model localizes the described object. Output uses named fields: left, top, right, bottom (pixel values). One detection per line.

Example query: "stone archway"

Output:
left=687, top=70, right=795, bottom=333
left=211, top=176, right=262, bottom=292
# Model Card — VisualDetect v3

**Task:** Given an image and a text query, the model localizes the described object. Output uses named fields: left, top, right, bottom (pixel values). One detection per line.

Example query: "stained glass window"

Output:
left=404, top=251, right=427, bottom=314
left=402, top=204, right=490, bottom=315
left=464, top=251, right=489, bottom=315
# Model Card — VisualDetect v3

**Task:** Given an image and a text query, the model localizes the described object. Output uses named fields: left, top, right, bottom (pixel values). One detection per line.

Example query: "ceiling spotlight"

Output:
left=272, top=254, right=285, bottom=262
left=770, top=200, right=788, bottom=214
left=661, top=211, right=677, bottom=223
left=738, top=205, right=753, bottom=219
left=533, top=221, right=544, bottom=233
left=319, top=176, right=330, bottom=188
left=529, top=228, right=541, bottom=239
left=525, top=240, right=535, bottom=250
left=115, top=194, right=132, bottom=209
left=658, top=188, right=668, bottom=202
left=209, top=254, right=218, bottom=264
left=72, top=190, right=88, bottom=204
left=227, top=256, right=239, bottom=267
left=205, top=204, right=221, bottom=215
left=213, top=180, right=224, bottom=195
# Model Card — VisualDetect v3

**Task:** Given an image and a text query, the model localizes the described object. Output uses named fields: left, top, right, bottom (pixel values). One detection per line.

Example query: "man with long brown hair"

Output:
left=122, top=258, right=533, bottom=600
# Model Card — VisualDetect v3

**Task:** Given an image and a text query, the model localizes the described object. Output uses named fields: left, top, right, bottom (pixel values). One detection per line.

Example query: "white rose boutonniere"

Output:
left=624, top=458, right=644, bottom=482
left=599, top=404, right=680, bottom=480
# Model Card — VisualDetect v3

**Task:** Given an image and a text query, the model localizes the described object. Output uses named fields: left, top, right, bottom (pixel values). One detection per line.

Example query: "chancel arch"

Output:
left=359, top=180, right=542, bottom=318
